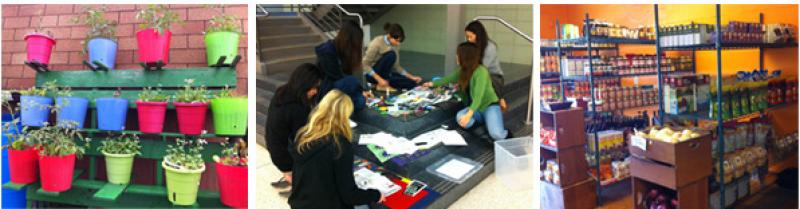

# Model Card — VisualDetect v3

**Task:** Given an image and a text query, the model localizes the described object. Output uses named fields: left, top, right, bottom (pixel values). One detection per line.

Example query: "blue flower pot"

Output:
left=20, top=95, right=52, bottom=127
left=56, top=97, right=88, bottom=129
left=87, top=38, right=118, bottom=69
left=96, top=98, right=128, bottom=131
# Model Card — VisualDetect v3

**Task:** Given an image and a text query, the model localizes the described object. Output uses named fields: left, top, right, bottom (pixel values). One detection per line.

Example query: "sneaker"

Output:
left=270, top=177, right=290, bottom=188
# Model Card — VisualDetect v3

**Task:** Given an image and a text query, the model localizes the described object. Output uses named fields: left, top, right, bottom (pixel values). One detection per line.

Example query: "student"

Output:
left=315, top=20, right=369, bottom=111
left=423, top=42, right=510, bottom=141
left=265, top=63, right=322, bottom=192
left=362, top=23, right=422, bottom=90
left=465, top=21, right=507, bottom=112
left=288, top=90, right=385, bottom=209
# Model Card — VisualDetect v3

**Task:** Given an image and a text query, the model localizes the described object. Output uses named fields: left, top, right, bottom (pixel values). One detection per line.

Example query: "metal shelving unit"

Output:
left=655, top=4, right=798, bottom=208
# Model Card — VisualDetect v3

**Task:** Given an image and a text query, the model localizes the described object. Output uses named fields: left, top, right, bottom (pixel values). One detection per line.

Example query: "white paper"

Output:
left=349, top=119, right=358, bottom=128
left=631, top=135, right=648, bottom=151
left=358, top=131, right=418, bottom=155
left=353, top=168, right=401, bottom=196
left=439, top=130, right=467, bottom=146
left=434, top=159, right=475, bottom=180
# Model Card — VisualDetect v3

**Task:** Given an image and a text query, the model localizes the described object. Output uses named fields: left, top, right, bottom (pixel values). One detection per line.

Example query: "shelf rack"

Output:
left=654, top=4, right=798, bottom=208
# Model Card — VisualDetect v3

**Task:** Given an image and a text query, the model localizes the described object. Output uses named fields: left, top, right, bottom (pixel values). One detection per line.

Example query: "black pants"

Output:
left=365, top=51, right=417, bottom=90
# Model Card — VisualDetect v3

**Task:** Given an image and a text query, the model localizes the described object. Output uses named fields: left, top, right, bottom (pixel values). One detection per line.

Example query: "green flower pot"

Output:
left=102, top=151, right=136, bottom=184
left=204, top=31, right=240, bottom=66
left=162, top=160, right=205, bottom=206
left=211, top=97, right=248, bottom=136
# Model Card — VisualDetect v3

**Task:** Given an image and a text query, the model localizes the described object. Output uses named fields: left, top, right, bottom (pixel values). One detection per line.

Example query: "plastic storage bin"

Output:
left=495, top=137, right=533, bottom=190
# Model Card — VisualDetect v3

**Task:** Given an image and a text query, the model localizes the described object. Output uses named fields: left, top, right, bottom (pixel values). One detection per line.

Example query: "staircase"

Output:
left=256, top=14, right=325, bottom=146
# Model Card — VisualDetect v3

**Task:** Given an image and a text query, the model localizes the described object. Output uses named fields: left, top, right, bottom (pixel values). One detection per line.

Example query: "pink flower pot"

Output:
left=136, top=101, right=168, bottom=133
left=24, top=33, right=56, bottom=65
left=216, top=163, right=247, bottom=208
left=8, top=147, right=39, bottom=184
left=174, top=102, right=208, bottom=135
left=135, top=28, right=172, bottom=64
left=39, top=154, right=76, bottom=192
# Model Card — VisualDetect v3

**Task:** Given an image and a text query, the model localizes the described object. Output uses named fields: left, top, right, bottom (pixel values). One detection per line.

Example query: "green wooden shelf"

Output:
left=2, top=182, right=29, bottom=190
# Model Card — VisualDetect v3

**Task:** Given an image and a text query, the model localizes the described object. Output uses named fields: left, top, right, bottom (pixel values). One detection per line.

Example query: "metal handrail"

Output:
left=335, top=4, right=363, bottom=27
left=257, top=5, right=269, bottom=17
left=472, top=16, right=534, bottom=125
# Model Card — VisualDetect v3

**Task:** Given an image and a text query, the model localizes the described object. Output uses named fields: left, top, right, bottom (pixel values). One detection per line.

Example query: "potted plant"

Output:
left=204, top=6, right=241, bottom=66
left=54, top=85, right=89, bottom=129
left=136, top=87, right=169, bottom=133
left=174, top=79, right=209, bottom=135
left=29, top=122, right=89, bottom=192
left=96, top=91, right=128, bottom=131
left=135, top=5, right=182, bottom=65
left=213, top=138, right=247, bottom=208
left=210, top=86, right=247, bottom=135
left=98, top=133, right=140, bottom=184
left=19, top=81, right=55, bottom=127
left=3, top=92, right=38, bottom=184
left=72, top=6, right=118, bottom=69
left=25, top=10, right=56, bottom=66
left=163, top=138, right=206, bottom=205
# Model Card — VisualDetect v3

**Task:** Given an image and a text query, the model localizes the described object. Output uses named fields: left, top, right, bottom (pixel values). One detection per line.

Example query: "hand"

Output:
left=363, top=91, right=374, bottom=99
left=458, top=114, right=471, bottom=128
left=283, top=172, right=293, bottom=184
left=422, top=82, right=434, bottom=88
left=376, top=78, right=390, bottom=88
left=499, top=99, right=507, bottom=112
left=378, top=194, right=387, bottom=203
left=409, top=75, right=423, bottom=83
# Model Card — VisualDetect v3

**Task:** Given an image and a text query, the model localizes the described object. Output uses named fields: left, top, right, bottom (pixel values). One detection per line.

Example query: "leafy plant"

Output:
left=164, top=138, right=206, bottom=170
left=174, top=79, right=209, bottom=103
left=28, top=122, right=90, bottom=157
left=98, top=133, right=141, bottom=155
left=71, top=6, right=118, bottom=54
left=213, top=138, right=247, bottom=166
left=32, top=9, right=53, bottom=37
left=213, top=85, right=238, bottom=98
left=138, top=87, right=170, bottom=102
left=18, top=80, right=56, bottom=97
left=205, top=5, right=240, bottom=34
left=136, top=5, right=183, bottom=34
left=2, top=91, right=33, bottom=151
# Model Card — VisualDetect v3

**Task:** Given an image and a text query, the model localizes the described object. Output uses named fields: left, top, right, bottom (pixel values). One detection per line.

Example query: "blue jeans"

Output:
left=365, top=51, right=417, bottom=90
left=456, top=105, right=508, bottom=141
left=333, top=75, right=366, bottom=111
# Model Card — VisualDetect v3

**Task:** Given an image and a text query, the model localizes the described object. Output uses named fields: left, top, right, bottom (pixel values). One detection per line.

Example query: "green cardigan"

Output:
left=433, top=65, right=499, bottom=112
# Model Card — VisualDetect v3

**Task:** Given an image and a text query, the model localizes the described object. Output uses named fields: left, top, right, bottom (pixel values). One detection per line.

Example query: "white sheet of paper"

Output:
left=439, top=130, right=467, bottom=146
left=435, top=159, right=475, bottom=180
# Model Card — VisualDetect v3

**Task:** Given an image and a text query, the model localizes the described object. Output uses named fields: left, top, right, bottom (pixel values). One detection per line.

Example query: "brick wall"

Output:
left=1, top=4, right=249, bottom=94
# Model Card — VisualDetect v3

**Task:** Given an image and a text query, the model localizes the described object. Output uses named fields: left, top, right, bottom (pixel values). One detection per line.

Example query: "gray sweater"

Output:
left=483, top=41, right=503, bottom=76
left=362, top=35, right=407, bottom=76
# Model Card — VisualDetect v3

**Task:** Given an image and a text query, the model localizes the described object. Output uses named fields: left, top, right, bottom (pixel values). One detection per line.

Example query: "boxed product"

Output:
left=765, top=23, right=796, bottom=43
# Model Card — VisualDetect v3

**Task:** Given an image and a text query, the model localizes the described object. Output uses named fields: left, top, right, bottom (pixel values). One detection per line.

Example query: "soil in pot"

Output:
left=56, top=97, right=89, bottom=128
left=162, top=160, right=205, bottom=206
left=8, top=147, right=39, bottom=184
left=87, top=38, right=118, bottom=69
left=39, top=154, right=76, bottom=192
left=136, top=29, right=172, bottom=64
left=174, top=102, right=208, bottom=135
left=103, top=151, right=135, bottom=184
left=136, top=101, right=168, bottom=133
left=20, top=95, right=53, bottom=127
left=204, top=31, right=240, bottom=66
left=96, top=98, right=129, bottom=131
left=210, top=97, right=247, bottom=135
left=215, top=162, right=247, bottom=208
left=24, top=33, right=56, bottom=65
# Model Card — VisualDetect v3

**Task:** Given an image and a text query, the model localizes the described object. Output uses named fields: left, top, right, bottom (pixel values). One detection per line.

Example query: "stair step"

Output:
left=265, top=54, right=316, bottom=65
left=258, top=16, right=303, bottom=27
left=259, top=25, right=312, bottom=37
left=262, top=44, right=317, bottom=61
left=264, top=57, right=317, bottom=76
left=256, top=74, right=289, bottom=93
left=260, top=33, right=322, bottom=48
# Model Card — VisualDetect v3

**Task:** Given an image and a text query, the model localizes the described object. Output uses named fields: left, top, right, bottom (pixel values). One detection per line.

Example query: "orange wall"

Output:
left=541, top=4, right=799, bottom=84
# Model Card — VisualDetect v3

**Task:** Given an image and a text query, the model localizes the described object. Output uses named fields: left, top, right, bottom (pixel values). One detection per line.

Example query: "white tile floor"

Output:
left=252, top=145, right=532, bottom=209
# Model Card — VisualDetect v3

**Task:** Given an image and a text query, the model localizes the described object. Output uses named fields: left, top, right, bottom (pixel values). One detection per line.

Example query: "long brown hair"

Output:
left=295, top=90, right=354, bottom=157
left=457, top=42, right=481, bottom=90
left=334, top=21, right=363, bottom=75
left=465, top=21, right=489, bottom=60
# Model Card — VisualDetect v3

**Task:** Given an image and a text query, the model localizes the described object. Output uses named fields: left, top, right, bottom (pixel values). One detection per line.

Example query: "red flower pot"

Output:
left=215, top=163, right=247, bottom=208
left=24, top=33, right=56, bottom=65
left=174, top=102, right=208, bottom=135
left=8, top=147, right=39, bottom=184
left=135, top=28, right=172, bottom=64
left=136, top=101, right=168, bottom=133
left=39, top=154, right=76, bottom=192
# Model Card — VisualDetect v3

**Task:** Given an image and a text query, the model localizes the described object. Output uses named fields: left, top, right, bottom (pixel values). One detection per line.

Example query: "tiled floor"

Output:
left=252, top=145, right=533, bottom=209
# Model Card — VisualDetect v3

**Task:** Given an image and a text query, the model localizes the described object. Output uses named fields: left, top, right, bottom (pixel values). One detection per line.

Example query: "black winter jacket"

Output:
left=265, top=90, right=312, bottom=172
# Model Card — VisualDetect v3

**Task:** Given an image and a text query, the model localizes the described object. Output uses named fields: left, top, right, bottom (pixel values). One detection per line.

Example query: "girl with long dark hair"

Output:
left=266, top=63, right=322, bottom=191
left=465, top=20, right=507, bottom=112
left=423, top=42, right=509, bottom=141
left=315, top=20, right=369, bottom=111
left=362, top=23, right=422, bottom=90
